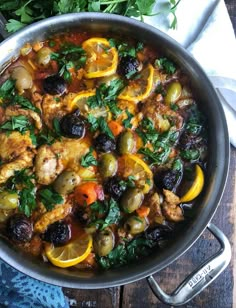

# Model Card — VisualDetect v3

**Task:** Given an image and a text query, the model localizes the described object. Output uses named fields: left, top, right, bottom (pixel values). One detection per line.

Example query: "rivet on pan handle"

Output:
left=147, top=223, right=231, bottom=306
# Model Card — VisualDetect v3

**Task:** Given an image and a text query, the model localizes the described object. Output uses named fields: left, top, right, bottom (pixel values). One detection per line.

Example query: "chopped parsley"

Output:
left=81, top=147, right=98, bottom=168
left=51, top=44, right=87, bottom=82
left=39, top=187, right=64, bottom=211
left=155, top=57, right=176, bottom=74
left=6, top=169, right=36, bottom=217
left=89, top=198, right=121, bottom=230
left=97, top=236, right=156, bottom=270
left=87, top=79, right=123, bottom=118
left=122, top=110, right=133, bottom=128
left=108, top=39, right=143, bottom=57
left=0, top=79, right=40, bottom=113
left=87, top=115, right=114, bottom=139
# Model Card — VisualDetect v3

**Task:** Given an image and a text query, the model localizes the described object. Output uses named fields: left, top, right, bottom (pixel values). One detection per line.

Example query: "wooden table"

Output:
left=63, top=1, right=236, bottom=307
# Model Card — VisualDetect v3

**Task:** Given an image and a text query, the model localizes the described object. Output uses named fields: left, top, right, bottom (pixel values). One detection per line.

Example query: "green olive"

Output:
left=53, top=171, right=81, bottom=195
left=99, top=153, right=117, bottom=178
left=120, top=188, right=144, bottom=213
left=118, top=131, right=135, bottom=154
left=0, top=209, right=14, bottom=222
left=11, top=66, right=32, bottom=92
left=93, top=228, right=114, bottom=257
left=0, top=191, right=19, bottom=210
left=164, top=81, right=182, bottom=105
left=124, top=216, right=148, bottom=235
left=36, top=47, right=52, bottom=67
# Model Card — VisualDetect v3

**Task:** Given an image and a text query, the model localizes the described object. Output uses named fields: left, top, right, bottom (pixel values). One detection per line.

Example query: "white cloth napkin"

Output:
left=143, top=0, right=236, bottom=147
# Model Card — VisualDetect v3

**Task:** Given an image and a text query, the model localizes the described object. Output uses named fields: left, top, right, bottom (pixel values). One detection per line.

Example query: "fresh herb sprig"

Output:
left=81, top=147, right=98, bottom=168
left=87, top=79, right=124, bottom=118
left=6, top=169, right=36, bottom=217
left=0, top=0, right=182, bottom=33
left=98, top=236, right=156, bottom=269
left=39, top=186, right=64, bottom=211
left=87, top=115, right=114, bottom=139
left=51, top=44, right=87, bottom=82
left=89, top=198, right=121, bottom=230
left=0, top=79, right=40, bottom=113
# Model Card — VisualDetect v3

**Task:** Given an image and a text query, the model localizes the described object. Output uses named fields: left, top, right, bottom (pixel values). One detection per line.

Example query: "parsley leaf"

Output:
left=97, top=236, right=156, bottom=269
left=155, top=57, right=176, bottom=74
left=0, top=115, right=32, bottom=133
left=87, top=79, right=123, bottom=118
left=90, top=198, right=121, bottom=230
left=2, top=1, right=181, bottom=33
left=0, top=79, right=15, bottom=99
left=81, top=147, right=98, bottom=168
left=87, top=115, right=114, bottom=139
left=122, top=110, right=133, bottom=128
left=39, top=187, right=64, bottom=211
left=51, top=44, right=86, bottom=82
left=6, top=169, right=36, bottom=217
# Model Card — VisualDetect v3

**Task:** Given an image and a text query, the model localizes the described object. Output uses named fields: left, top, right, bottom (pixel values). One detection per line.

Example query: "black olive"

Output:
left=179, top=131, right=202, bottom=150
left=118, top=56, right=141, bottom=77
left=43, top=74, right=67, bottom=95
left=145, top=224, right=173, bottom=242
left=42, top=221, right=71, bottom=246
left=104, top=177, right=125, bottom=200
left=7, top=213, right=33, bottom=243
left=93, top=133, right=116, bottom=153
left=60, top=112, right=85, bottom=138
left=154, top=169, right=180, bottom=191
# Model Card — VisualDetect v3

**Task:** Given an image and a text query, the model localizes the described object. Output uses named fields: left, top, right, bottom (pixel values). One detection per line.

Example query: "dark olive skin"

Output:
left=42, top=221, right=71, bottom=246
left=60, top=112, right=86, bottom=138
left=118, top=130, right=135, bottom=154
left=118, top=56, right=142, bottom=77
left=93, top=134, right=116, bottom=153
left=154, top=169, right=180, bottom=191
left=104, top=177, right=126, bottom=200
left=120, top=188, right=144, bottom=213
left=7, top=213, right=33, bottom=243
left=43, top=74, right=67, bottom=95
left=93, top=228, right=114, bottom=257
left=125, top=216, right=147, bottom=235
left=99, top=153, right=118, bottom=178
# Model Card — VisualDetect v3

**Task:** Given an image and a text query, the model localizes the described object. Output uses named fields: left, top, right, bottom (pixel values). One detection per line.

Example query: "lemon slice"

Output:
left=70, top=89, right=96, bottom=112
left=70, top=89, right=110, bottom=119
left=118, top=64, right=154, bottom=102
left=118, top=153, right=153, bottom=193
left=45, top=233, right=92, bottom=268
left=82, top=38, right=118, bottom=79
left=180, top=164, right=204, bottom=203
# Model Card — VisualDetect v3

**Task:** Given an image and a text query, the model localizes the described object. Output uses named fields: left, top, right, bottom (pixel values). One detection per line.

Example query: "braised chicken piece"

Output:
left=35, top=138, right=90, bottom=185
left=34, top=201, right=72, bottom=233
left=141, top=100, right=183, bottom=132
left=42, top=94, right=73, bottom=129
left=162, top=189, right=184, bottom=222
left=147, top=192, right=165, bottom=225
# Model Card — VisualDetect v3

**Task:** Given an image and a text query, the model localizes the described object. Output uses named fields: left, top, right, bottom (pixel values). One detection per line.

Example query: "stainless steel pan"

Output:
left=0, top=13, right=231, bottom=306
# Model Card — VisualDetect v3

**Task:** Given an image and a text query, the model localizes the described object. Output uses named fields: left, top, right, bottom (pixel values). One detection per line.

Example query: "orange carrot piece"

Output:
left=74, top=182, right=103, bottom=206
left=108, top=120, right=123, bottom=136
left=136, top=206, right=150, bottom=218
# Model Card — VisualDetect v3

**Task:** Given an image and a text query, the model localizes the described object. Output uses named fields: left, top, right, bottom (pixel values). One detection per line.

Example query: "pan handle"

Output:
left=147, top=223, right=231, bottom=306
